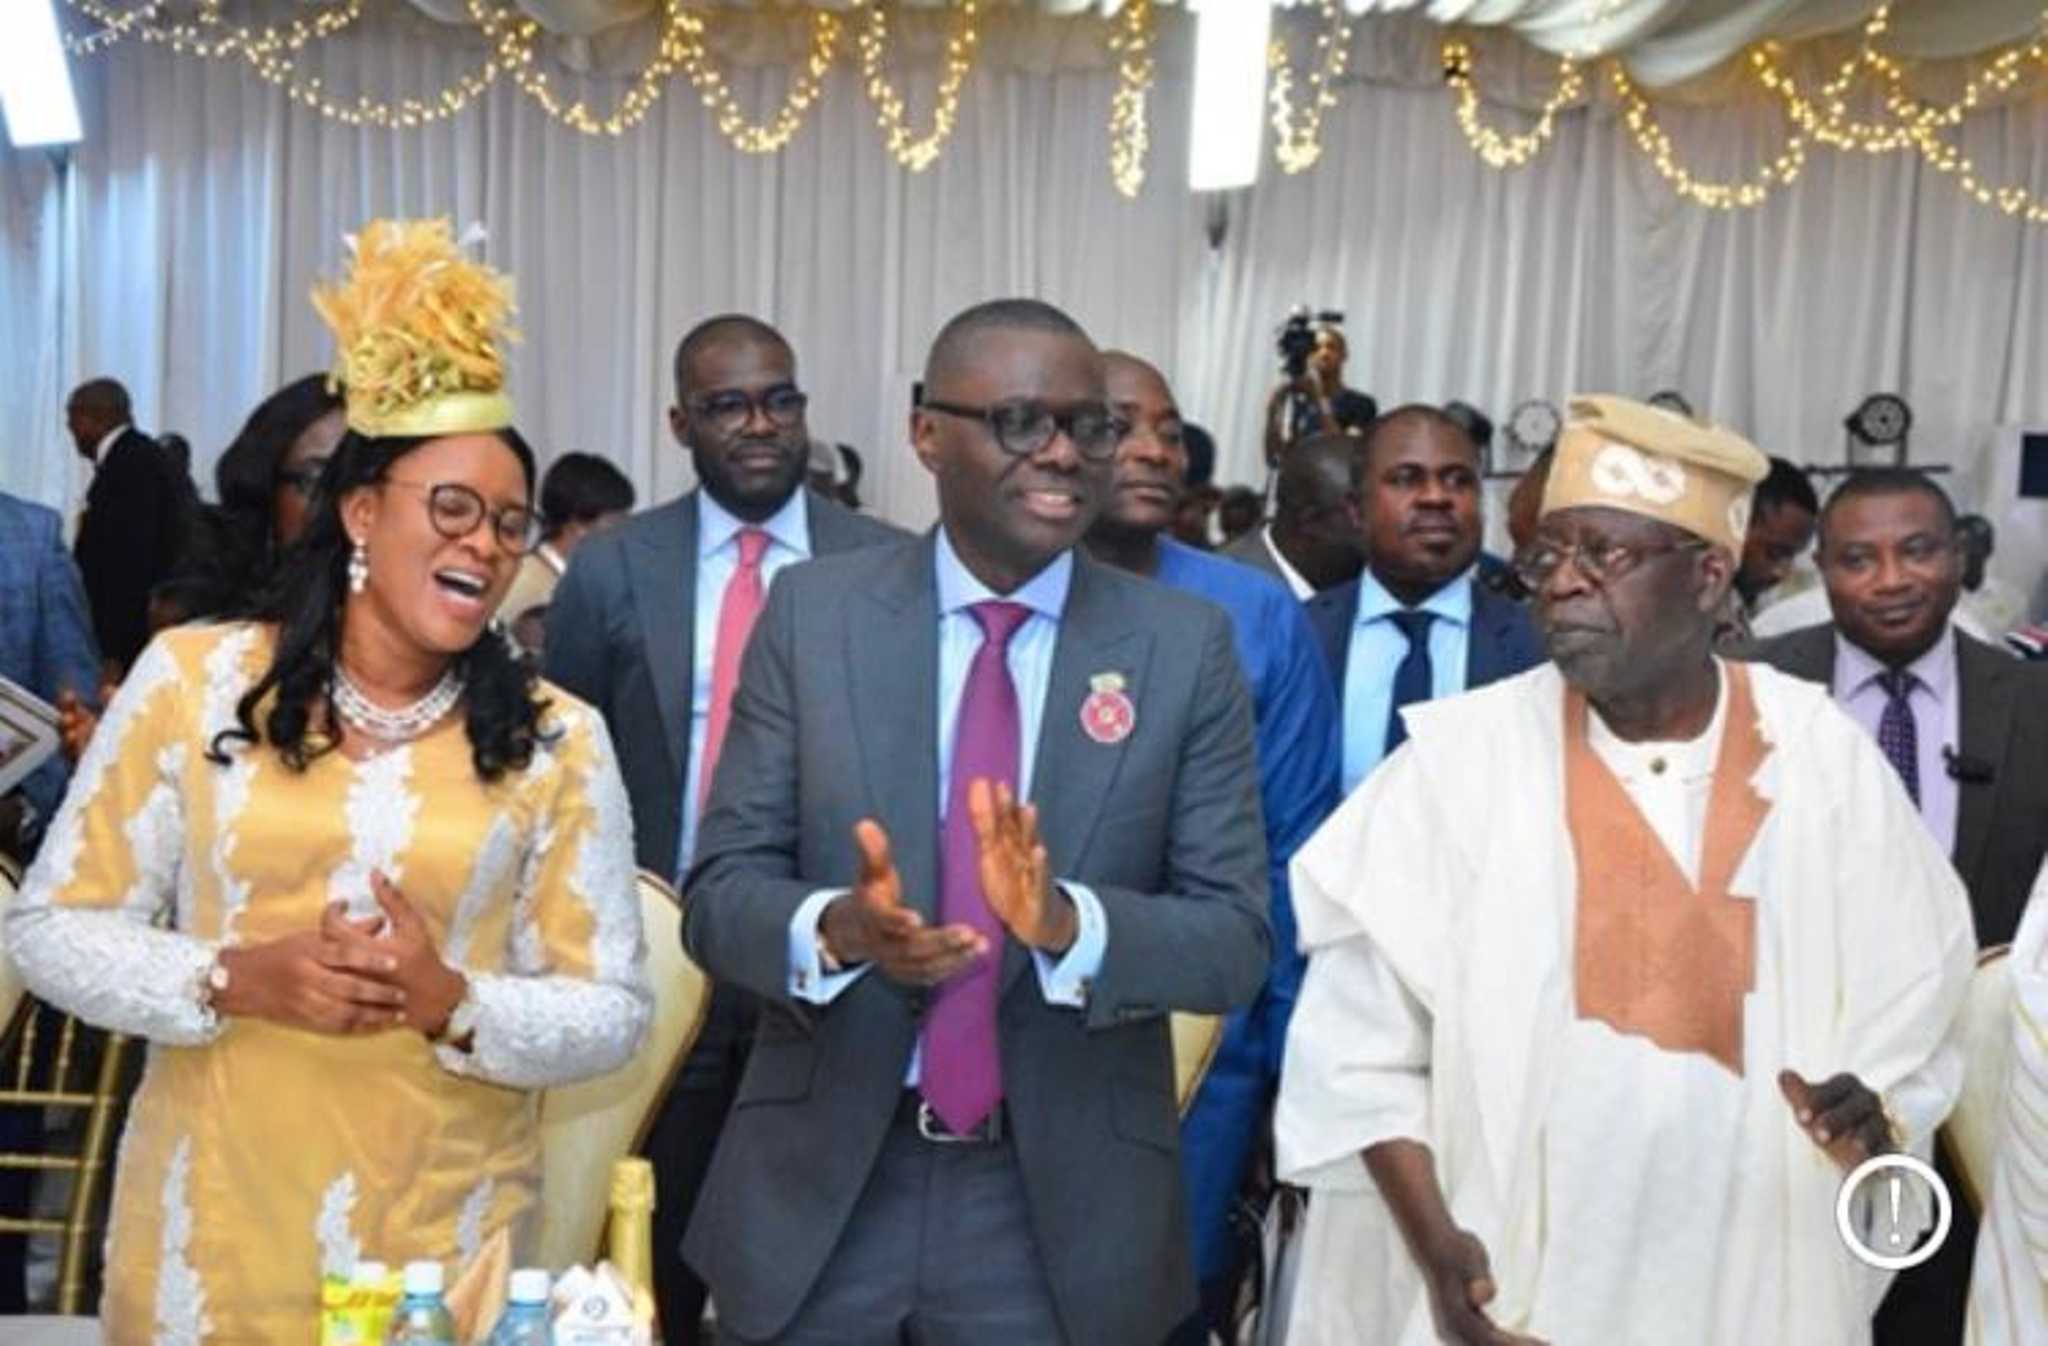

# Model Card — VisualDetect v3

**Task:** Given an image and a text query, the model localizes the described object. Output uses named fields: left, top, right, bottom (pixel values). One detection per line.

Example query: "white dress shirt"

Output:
left=785, top=529, right=1109, bottom=1086
left=677, top=489, right=813, bottom=873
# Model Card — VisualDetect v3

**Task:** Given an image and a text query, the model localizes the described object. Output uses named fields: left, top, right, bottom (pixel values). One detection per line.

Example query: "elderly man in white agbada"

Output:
left=1275, top=395, right=1975, bottom=1346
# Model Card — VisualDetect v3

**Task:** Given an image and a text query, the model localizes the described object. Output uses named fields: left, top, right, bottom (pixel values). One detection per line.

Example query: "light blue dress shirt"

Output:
left=787, top=530, right=1108, bottom=1085
left=1341, top=568, right=1475, bottom=793
left=1833, top=626, right=1961, bottom=858
left=676, top=489, right=814, bottom=876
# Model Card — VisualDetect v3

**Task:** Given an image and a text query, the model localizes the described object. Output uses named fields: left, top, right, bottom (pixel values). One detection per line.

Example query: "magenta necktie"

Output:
left=921, top=600, right=1031, bottom=1134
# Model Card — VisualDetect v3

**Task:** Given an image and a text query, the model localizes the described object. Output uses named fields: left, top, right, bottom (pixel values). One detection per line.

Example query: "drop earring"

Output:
left=347, top=540, right=369, bottom=595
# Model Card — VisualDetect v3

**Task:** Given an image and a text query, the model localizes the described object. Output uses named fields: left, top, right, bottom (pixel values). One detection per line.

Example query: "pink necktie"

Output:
left=698, top=528, right=771, bottom=814
left=921, top=600, right=1031, bottom=1134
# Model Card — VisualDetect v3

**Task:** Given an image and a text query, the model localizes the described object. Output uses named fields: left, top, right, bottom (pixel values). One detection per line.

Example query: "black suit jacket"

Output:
left=1303, top=572, right=1547, bottom=728
left=542, top=488, right=905, bottom=877
left=73, top=428, right=182, bottom=670
left=1748, top=622, right=2048, bottom=946
left=680, top=537, right=1271, bottom=1346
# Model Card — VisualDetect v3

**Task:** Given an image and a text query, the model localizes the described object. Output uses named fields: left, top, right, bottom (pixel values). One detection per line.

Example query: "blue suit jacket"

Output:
left=1156, top=539, right=1339, bottom=1281
left=0, top=493, right=102, bottom=818
left=1305, top=571, right=1546, bottom=726
left=1155, top=539, right=1336, bottom=1056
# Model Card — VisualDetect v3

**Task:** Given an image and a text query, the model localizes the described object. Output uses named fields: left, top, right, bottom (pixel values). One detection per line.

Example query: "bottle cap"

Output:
left=508, top=1268, right=550, bottom=1304
left=609, top=1157, right=655, bottom=1213
left=351, top=1261, right=388, bottom=1286
left=402, top=1260, right=444, bottom=1296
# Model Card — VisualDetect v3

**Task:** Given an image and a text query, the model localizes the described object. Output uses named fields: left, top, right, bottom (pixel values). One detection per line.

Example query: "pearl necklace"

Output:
left=332, top=665, right=465, bottom=743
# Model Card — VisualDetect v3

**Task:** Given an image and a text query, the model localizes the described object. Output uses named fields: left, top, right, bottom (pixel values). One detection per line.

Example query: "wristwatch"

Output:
left=193, top=949, right=230, bottom=1029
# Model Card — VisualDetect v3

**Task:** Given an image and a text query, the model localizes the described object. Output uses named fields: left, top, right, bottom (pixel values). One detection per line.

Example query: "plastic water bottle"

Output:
left=488, top=1268, right=551, bottom=1346
left=386, top=1261, right=455, bottom=1345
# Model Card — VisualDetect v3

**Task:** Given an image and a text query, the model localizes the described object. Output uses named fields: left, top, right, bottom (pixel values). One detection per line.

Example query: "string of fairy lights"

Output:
left=54, top=0, right=2048, bottom=220
left=1442, top=1, right=2048, bottom=222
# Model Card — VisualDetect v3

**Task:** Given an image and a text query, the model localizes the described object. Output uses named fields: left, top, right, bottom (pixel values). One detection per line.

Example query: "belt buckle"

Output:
left=916, top=1100, right=998, bottom=1144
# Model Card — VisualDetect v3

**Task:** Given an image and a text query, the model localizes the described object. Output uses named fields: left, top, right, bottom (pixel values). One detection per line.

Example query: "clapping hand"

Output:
left=967, top=781, right=1075, bottom=954
left=820, top=821, right=988, bottom=987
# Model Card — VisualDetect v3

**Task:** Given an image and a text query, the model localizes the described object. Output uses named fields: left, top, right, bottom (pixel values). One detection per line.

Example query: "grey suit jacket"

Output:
left=680, top=536, right=1271, bottom=1346
left=1221, top=528, right=1291, bottom=590
left=543, top=488, right=904, bottom=876
left=1747, top=622, right=2048, bottom=946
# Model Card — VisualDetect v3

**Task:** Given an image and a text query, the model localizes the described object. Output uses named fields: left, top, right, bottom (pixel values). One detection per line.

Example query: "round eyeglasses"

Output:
left=380, top=478, right=544, bottom=556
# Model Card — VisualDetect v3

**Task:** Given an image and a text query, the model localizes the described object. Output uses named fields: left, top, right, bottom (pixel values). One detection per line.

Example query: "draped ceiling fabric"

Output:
left=2, top=0, right=2046, bottom=586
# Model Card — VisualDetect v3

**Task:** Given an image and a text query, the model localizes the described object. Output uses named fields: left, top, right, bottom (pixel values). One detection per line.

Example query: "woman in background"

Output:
left=6, top=219, right=649, bottom=1341
left=500, top=451, right=635, bottom=662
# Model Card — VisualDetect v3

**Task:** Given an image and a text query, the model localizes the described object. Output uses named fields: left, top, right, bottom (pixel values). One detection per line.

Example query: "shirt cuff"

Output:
left=1032, top=880, right=1107, bottom=1008
left=788, top=887, right=868, bottom=1005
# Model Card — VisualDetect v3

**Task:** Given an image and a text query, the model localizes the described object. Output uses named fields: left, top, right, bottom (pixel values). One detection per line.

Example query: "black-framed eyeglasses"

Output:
left=922, top=398, right=1128, bottom=462
left=1515, top=535, right=1708, bottom=589
left=381, top=478, right=543, bottom=556
left=276, top=460, right=329, bottom=499
left=691, top=386, right=809, bottom=435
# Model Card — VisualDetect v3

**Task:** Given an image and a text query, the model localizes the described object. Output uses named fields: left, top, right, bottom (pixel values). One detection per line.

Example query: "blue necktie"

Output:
left=1384, top=609, right=1437, bottom=753
left=1876, top=669, right=1920, bottom=807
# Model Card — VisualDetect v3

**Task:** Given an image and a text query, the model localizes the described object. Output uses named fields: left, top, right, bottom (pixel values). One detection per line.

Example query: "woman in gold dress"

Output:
left=5, top=220, right=650, bottom=1341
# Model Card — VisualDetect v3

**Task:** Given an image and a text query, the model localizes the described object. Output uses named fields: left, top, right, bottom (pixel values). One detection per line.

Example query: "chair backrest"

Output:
left=0, top=858, right=135, bottom=1314
left=536, top=870, right=710, bottom=1270
left=1173, top=1013, right=1223, bottom=1117
left=1942, top=943, right=2012, bottom=1215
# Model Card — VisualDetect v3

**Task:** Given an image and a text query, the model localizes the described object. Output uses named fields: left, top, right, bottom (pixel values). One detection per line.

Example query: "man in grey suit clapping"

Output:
left=682, top=299, right=1271, bottom=1346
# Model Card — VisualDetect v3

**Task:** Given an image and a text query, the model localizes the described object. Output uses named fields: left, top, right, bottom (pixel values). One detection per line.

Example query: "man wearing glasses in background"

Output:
left=545, top=314, right=903, bottom=1344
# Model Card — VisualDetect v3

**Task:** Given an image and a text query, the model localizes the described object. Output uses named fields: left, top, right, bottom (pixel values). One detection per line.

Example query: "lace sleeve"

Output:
left=5, top=638, right=224, bottom=1046
left=435, top=701, right=650, bottom=1089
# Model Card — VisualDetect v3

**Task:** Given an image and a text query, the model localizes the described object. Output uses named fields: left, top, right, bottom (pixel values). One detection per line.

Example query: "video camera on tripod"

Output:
left=1277, top=306, right=1345, bottom=381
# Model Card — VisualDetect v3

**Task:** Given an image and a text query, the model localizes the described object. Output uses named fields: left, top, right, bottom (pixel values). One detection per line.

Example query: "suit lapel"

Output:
left=1013, top=555, right=1152, bottom=993
left=848, top=538, right=943, bottom=920
left=628, top=494, right=699, bottom=785
left=1952, top=635, right=2012, bottom=881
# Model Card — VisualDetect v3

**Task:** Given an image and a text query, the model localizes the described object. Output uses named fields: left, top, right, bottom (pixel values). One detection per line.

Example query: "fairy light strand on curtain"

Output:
left=1267, top=0, right=1352, bottom=174
left=853, top=0, right=980, bottom=173
left=1107, top=0, right=1155, bottom=198
left=1444, top=2, right=2048, bottom=225
left=57, top=0, right=2048, bottom=217
left=677, top=7, right=841, bottom=153
left=66, top=0, right=497, bottom=129
left=469, top=0, right=684, bottom=137
left=1609, top=62, right=1806, bottom=210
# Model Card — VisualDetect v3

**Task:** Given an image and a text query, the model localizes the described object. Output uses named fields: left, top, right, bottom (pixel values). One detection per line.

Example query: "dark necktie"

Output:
left=1384, top=609, right=1437, bottom=754
left=1876, top=669, right=1920, bottom=807
left=922, top=600, right=1030, bottom=1134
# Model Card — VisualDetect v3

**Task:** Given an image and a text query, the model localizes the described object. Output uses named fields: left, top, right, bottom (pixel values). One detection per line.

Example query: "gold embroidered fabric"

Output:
left=1564, top=663, right=1771, bottom=1075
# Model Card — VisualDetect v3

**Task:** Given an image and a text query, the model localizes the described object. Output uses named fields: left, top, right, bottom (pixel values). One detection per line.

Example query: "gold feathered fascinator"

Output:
left=311, top=218, right=519, bottom=439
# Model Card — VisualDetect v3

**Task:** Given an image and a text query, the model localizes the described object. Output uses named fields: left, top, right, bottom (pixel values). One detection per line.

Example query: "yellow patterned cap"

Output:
left=1540, top=394, right=1769, bottom=552
left=311, top=218, right=519, bottom=439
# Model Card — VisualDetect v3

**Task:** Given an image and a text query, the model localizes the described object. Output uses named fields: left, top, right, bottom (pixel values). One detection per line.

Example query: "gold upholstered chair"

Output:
left=1173, top=1013, right=1224, bottom=1118
left=0, top=855, right=135, bottom=1317
left=536, top=869, right=711, bottom=1270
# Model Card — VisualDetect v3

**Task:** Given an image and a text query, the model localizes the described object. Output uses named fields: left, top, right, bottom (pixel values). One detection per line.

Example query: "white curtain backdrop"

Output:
left=3, top=12, right=2046, bottom=566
